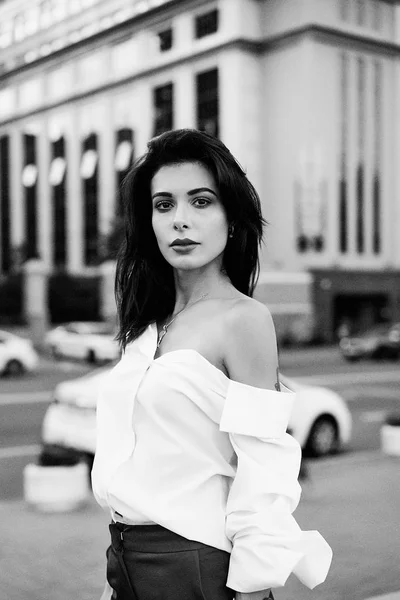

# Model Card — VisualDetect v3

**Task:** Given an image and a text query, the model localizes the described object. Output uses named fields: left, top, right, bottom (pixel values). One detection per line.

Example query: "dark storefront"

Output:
left=312, top=269, right=400, bottom=343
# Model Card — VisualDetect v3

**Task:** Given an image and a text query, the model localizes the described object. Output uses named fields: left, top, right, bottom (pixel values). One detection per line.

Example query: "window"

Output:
left=195, top=9, right=219, bottom=39
left=373, top=60, right=382, bottom=254
left=340, top=0, right=386, bottom=31
left=22, top=132, right=39, bottom=259
left=158, top=27, right=173, bottom=52
left=50, top=136, right=67, bottom=267
left=338, top=52, right=384, bottom=257
left=0, top=135, right=11, bottom=273
left=81, top=133, right=99, bottom=266
left=339, top=53, right=349, bottom=254
left=356, top=57, right=366, bottom=254
left=196, top=68, right=219, bottom=138
left=115, top=127, right=134, bottom=215
left=153, top=83, right=174, bottom=137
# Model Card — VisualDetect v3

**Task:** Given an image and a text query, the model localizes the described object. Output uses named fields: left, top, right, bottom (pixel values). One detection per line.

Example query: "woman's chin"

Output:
left=169, top=259, right=203, bottom=271
left=164, top=254, right=210, bottom=271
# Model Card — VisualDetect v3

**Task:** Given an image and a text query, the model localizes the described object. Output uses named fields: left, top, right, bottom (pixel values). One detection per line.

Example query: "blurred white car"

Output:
left=40, top=367, right=352, bottom=467
left=281, top=374, right=352, bottom=457
left=44, top=321, right=120, bottom=364
left=0, top=329, right=39, bottom=376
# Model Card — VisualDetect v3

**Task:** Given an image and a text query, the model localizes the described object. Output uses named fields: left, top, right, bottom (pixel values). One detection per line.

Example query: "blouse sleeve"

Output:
left=219, top=380, right=333, bottom=593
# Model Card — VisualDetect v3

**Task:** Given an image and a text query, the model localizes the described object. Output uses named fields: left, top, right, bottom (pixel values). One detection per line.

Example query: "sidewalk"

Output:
left=276, top=452, right=400, bottom=600
left=1, top=451, right=399, bottom=600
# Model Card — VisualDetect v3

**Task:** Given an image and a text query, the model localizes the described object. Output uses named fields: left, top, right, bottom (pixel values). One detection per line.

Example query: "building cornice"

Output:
left=0, top=36, right=259, bottom=127
left=1, top=21, right=400, bottom=126
left=263, top=23, right=400, bottom=56
left=2, top=17, right=399, bottom=85
left=0, top=0, right=210, bottom=79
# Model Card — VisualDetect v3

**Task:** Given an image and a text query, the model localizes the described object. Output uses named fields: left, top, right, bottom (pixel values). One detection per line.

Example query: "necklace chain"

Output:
left=157, top=293, right=209, bottom=349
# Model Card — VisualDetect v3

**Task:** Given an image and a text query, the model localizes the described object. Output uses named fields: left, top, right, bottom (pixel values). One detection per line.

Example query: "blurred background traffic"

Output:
left=1, top=1, right=400, bottom=599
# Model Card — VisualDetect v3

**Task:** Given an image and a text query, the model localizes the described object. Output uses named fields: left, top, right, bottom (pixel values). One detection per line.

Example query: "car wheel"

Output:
left=87, top=349, right=97, bottom=364
left=343, top=355, right=360, bottom=362
left=384, top=348, right=400, bottom=360
left=4, top=359, right=25, bottom=377
left=305, top=416, right=339, bottom=457
left=371, top=347, right=386, bottom=360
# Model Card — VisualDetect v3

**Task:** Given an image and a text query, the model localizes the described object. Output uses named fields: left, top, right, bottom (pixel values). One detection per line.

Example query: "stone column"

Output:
left=99, top=260, right=117, bottom=327
left=23, top=259, right=49, bottom=349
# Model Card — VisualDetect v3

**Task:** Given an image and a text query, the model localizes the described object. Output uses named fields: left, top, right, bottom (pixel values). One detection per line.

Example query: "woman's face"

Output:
left=151, top=161, right=229, bottom=272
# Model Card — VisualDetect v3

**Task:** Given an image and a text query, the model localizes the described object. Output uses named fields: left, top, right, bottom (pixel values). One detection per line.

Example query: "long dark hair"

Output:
left=115, top=129, right=267, bottom=350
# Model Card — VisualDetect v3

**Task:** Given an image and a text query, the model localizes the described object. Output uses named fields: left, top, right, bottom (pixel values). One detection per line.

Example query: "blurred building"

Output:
left=1, top=0, right=400, bottom=341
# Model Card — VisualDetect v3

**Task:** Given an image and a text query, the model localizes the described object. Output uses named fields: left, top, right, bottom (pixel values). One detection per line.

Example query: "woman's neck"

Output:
left=173, top=269, right=233, bottom=310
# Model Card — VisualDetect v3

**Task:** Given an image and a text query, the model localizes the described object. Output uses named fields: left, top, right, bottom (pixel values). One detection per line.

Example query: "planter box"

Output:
left=380, top=424, right=400, bottom=457
left=23, top=462, right=90, bottom=512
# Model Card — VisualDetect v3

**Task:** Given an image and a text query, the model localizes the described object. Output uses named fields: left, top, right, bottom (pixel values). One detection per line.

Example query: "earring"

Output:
left=229, top=225, right=235, bottom=238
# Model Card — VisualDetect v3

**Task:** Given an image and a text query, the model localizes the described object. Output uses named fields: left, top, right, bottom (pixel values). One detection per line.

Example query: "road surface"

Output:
left=1, top=348, right=399, bottom=499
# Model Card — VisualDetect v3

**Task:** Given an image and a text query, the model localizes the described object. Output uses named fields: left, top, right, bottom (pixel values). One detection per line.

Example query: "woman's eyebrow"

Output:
left=152, top=187, right=217, bottom=200
left=152, top=192, right=173, bottom=199
left=187, top=187, right=217, bottom=197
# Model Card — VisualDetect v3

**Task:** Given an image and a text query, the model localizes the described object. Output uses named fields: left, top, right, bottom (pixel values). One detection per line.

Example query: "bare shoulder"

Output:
left=222, top=297, right=280, bottom=390
left=225, top=296, right=276, bottom=336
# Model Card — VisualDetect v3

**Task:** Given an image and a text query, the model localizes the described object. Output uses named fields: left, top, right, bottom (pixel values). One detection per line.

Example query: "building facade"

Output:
left=1, top=0, right=400, bottom=341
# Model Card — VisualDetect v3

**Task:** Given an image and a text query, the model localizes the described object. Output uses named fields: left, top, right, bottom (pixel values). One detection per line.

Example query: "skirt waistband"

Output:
left=109, top=522, right=218, bottom=553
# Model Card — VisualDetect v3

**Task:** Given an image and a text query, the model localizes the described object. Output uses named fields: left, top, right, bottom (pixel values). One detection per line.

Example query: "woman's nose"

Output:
left=173, top=220, right=189, bottom=231
left=173, top=204, right=190, bottom=230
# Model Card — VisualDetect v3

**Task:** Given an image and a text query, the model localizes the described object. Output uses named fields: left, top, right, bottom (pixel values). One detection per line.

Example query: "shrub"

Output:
left=0, top=274, right=23, bottom=324
left=385, top=413, right=400, bottom=427
left=48, top=273, right=100, bottom=323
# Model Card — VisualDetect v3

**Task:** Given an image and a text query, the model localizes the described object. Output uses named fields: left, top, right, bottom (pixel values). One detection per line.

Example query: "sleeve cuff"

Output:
left=226, top=529, right=333, bottom=592
left=219, top=380, right=296, bottom=438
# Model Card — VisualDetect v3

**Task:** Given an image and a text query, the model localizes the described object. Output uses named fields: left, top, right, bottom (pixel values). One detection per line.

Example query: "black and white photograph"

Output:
left=0, top=1, right=400, bottom=599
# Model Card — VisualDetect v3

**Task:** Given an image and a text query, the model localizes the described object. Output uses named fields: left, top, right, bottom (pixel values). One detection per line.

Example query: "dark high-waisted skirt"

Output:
left=106, top=522, right=274, bottom=600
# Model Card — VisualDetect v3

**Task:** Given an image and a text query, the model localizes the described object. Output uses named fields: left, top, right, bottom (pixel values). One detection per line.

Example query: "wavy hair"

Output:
left=115, top=129, right=267, bottom=350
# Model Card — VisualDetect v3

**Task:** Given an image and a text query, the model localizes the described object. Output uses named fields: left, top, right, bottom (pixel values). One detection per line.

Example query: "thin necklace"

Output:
left=156, top=292, right=209, bottom=349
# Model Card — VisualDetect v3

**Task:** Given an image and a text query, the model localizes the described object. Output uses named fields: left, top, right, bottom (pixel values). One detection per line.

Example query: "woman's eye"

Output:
left=155, top=201, right=172, bottom=211
left=193, top=197, right=211, bottom=207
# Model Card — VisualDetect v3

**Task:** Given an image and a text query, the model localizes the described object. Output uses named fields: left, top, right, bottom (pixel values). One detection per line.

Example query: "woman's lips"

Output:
left=171, top=243, right=199, bottom=252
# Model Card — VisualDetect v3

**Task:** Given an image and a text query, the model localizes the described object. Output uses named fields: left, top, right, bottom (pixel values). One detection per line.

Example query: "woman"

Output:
left=91, top=129, right=332, bottom=600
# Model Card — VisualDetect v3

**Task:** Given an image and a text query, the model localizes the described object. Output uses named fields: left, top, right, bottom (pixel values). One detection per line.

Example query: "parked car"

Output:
left=282, top=374, right=352, bottom=457
left=339, top=322, right=400, bottom=361
left=39, top=366, right=352, bottom=468
left=0, top=329, right=39, bottom=376
left=44, top=321, right=120, bottom=364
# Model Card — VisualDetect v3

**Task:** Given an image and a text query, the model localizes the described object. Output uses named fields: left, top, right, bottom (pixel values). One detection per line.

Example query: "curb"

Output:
left=365, top=593, right=400, bottom=600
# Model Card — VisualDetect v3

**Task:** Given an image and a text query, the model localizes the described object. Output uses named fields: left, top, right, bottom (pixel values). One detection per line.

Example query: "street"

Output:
left=1, top=346, right=400, bottom=600
left=0, top=358, right=93, bottom=499
left=280, top=346, right=400, bottom=454
left=1, top=346, right=400, bottom=500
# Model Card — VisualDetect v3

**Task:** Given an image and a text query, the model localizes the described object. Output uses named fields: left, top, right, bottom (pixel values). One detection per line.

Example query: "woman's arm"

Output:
left=221, top=299, right=332, bottom=595
left=223, top=299, right=279, bottom=390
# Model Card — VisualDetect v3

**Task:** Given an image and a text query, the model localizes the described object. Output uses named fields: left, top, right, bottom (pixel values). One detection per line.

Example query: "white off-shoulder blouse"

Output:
left=91, top=323, right=332, bottom=593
